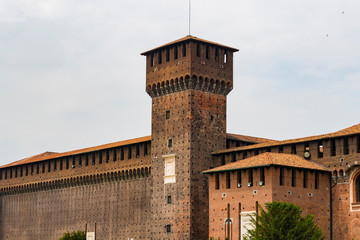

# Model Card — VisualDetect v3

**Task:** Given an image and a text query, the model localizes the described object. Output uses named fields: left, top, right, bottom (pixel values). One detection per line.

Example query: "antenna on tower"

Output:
left=188, top=0, right=191, bottom=36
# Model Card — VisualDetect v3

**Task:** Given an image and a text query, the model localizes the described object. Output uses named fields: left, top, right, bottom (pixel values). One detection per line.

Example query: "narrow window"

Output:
left=99, top=151, right=103, bottom=164
left=226, top=140, right=230, bottom=148
left=15, top=167, right=17, bottom=178
left=158, top=51, right=162, bottom=64
left=121, top=148, right=124, bottom=160
left=303, top=170, right=308, bottom=188
left=243, top=151, right=247, bottom=159
left=344, top=137, right=349, bottom=155
left=226, top=172, right=231, bottom=189
left=279, top=146, right=283, bottom=153
left=168, top=139, right=173, bottom=148
left=237, top=170, right=242, bottom=188
left=318, top=141, right=324, bottom=158
left=205, top=45, right=209, bottom=59
left=166, top=48, right=170, bottom=62
left=315, top=172, right=319, bottom=189
left=215, top=47, right=219, bottom=61
left=92, top=153, right=95, bottom=165
left=48, top=161, right=51, bottom=172
left=165, top=110, right=170, bottom=119
left=215, top=173, right=220, bottom=190
left=166, top=224, right=172, bottom=233
left=113, top=149, right=117, bottom=162
left=224, top=50, right=228, bottom=63
left=357, top=135, right=360, bottom=153
left=60, top=160, right=63, bottom=170
left=280, top=168, right=284, bottom=186
left=106, top=150, right=109, bottom=163
left=54, top=160, right=57, bottom=171
left=167, top=195, right=172, bottom=204
left=31, top=165, right=34, bottom=175
left=72, top=157, right=76, bottom=168
left=85, top=154, right=89, bottom=166
left=260, top=168, right=265, bottom=185
left=331, top=139, right=336, bottom=156
left=79, top=155, right=82, bottom=167
left=144, top=143, right=148, bottom=156
left=36, top=164, right=39, bottom=174
left=291, top=169, right=296, bottom=187
left=26, top=165, right=28, bottom=176
left=150, top=54, right=154, bottom=67
left=20, top=166, right=23, bottom=177
left=66, top=158, right=69, bottom=169
left=10, top=168, right=12, bottom=178
left=42, top=163, right=45, bottom=173
left=0, top=170, right=2, bottom=180
left=136, top=144, right=140, bottom=158
left=232, top=153, right=236, bottom=162
left=356, top=175, right=360, bottom=202
left=5, top=170, right=7, bottom=179
left=291, top=144, right=297, bottom=154
left=221, top=155, right=225, bottom=165
left=304, top=142, right=310, bottom=151
left=182, top=43, right=186, bottom=57
left=196, top=43, right=201, bottom=57
left=248, top=169, right=253, bottom=186
left=128, top=146, right=132, bottom=159
left=174, top=46, right=178, bottom=59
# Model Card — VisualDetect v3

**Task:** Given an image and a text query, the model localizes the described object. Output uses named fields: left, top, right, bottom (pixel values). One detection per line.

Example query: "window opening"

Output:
left=291, top=169, right=296, bottom=187
left=331, top=139, right=336, bottom=156
left=165, top=224, right=172, bottom=233
left=99, top=151, right=103, bottom=164
left=26, top=165, right=28, bottom=176
left=215, top=47, right=219, bottom=61
left=54, top=160, right=57, bottom=171
left=260, top=168, right=265, bottom=186
left=206, top=45, right=209, bottom=59
left=15, top=167, right=17, bottom=178
left=226, top=172, right=231, bottom=189
left=303, top=170, right=308, bottom=188
left=113, top=149, right=117, bottom=162
left=166, top=48, right=170, bottom=62
left=248, top=169, right=253, bottom=187
left=279, top=146, right=283, bottom=153
left=224, top=50, right=228, bottom=63
left=66, top=158, right=69, bottom=169
left=136, top=144, right=140, bottom=158
left=144, top=143, right=148, bottom=156
left=36, top=164, right=39, bottom=174
left=150, top=54, right=154, bottom=67
left=291, top=144, right=297, bottom=154
left=168, top=139, right=173, bottom=148
left=280, top=168, right=284, bottom=186
left=196, top=43, right=201, bottom=57
left=106, top=150, right=109, bottom=163
left=128, top=146, right=132, bottom=159
left=92, top=153, right=95, bottom=165
left=182, top=43, right=186, bottom=57
left=167, top=195, right=172, bottom=204
left=5, top=170, right=7, bottom=179
left=48, top=161, right=51, bottom=172
left=255, top=150, right=259, bottom=155
left=232, top=153, right=236, bottom=162
left=72, top=157, right=76, bottom=168
left=315, top=172, right=319, bottom=189
left=79, top=156, right=82, bottom=167
left=31, top=165, right=34, bottom=175
left=10, top=169, right=12, bottom=178
left=60, top=160, right=63, bottom=170
left=20, top=166, right=23, bottom=177
left=85, top=154, right=89, bottom=166
left=318, top=141, right=324, bottom=158
left=356, top=175, right=360, bottom=202
left=237, top=170, right=242, bottom=188
left=225, top=203, right=232, bottom=240
left=221, top=155, right=225, bottom=165
left=226, top=140, right=230, bottom=148
left=344, top=137, right=349, bottom=155
left=174, top=46, right=178, bottom=59
left=121, top=148, right=124, bottom=160
left=215, top=173, right=220, bottom=189
left=266, top=148, right=271, bottom=152
left=243, top=151, right=247, bottom=159
left=158, top=51, right=162, bottom=64
left=0, top=170, right=2, bottom=180
left=166, top=110, right=170, bottom=119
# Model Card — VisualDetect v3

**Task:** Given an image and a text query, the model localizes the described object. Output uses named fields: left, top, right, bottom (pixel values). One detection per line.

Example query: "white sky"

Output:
left=1, top=0, right=360, bottom=166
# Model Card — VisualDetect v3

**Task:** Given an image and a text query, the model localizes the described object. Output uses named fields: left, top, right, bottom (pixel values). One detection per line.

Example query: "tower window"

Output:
left=196, top=43, right=201, bottom=57
left=144, top=143, right=148, bottom=156
left=224, top=50, right=228, bottom=63
left=318, top=141, right=323, bottom=158
left=54, top=160, right=57, bottom=171
left=66, top=158, right=69, bottom=169
left=331, top=139, right=336, bottom=156
left=248, top=169, right=253, bottom=186
left=280, top=168, right=284, bottom=186
left=260, top=168, right=265, bottom=185
left=356, top=174, right=360, bottom=202
left=158, top=51, right=162, bottom=64
left=226, top=172, right=231, bottom=189
left=113, top=149, right=117, bottom=162
left=136, top=144, right=140, bottom=158
left=215, top=173, right=220, bottom=190
left=303, top=170, right=308, bottom=188
left=106, top=150, right=109, bottom=163
left=60, top=160, right=63, bottom=170
left=291, top=169, right=296, bottom=187
left=166, top=48, right=170, bottom=62
left=266, top=148, right=271, bottom=152
left=237, top=170, right=242, bottom=188
left=92, top=153, right=96, bottom=165
left=165, top=224, right=172, bottom=233
left=168, top=139, right=173, bottom=148
left=221, top=155, right=225, bottom=165
left=255, top=150, right=259, bottom=155
left=174, top=46, right=178, bottom=59
left=128, top=146, right=132, bottom=159
left=182, top=43, right=186, bottom=57
left=20, top=166, right=23, bottom=177
left=344, top=137, right=349, bottom=155
left=121, top=148, right=124, bottom=160
left=315, top=172, right=319, bottom=189
left=215, top=47, right=219, bottom=61
left=79, top=155, right=82, bottom=167
left=167, top=195, right=172, bottom=204
left=166, top=110, right=170, bottom=120
left=85, top=154, right=89, bottom=166
left=72, top=157, right=76, bottom=168
left=99, top=151, right=103, bottom=164
left=150, top=54, right=154, bottom=67
left=48, top=161, right=51, bottom=172
left=205, top=45, right=209, bottom=59
left=42, top=163, right=45, bottom=173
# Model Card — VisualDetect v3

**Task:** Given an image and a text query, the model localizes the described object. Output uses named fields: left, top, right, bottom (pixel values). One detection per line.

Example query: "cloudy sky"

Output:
left=1, top=0, right=359, bottom=166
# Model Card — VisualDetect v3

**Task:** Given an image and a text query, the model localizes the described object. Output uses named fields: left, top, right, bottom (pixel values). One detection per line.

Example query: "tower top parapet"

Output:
left=142, top=36, right=238, bottom=98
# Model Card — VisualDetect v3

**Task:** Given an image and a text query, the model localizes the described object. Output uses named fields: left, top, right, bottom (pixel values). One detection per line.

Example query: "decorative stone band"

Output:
left=0, top=167, right=151, bottom=197
left=146, top=75, right=233, bottom=98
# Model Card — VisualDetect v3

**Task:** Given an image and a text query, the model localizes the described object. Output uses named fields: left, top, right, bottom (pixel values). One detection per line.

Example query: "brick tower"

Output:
left=141, top=36, right=238, bottom=239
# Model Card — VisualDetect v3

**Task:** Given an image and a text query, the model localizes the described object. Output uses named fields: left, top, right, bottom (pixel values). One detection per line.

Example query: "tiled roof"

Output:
left=214, top=123, right=360, bottom=155
left=226, top=133, right=277, bottom=144
left=203, top=152, right=330, bottom=174
left=141, top=35, right=239, bottom=55
left=0, top=136, right=151, bottom=169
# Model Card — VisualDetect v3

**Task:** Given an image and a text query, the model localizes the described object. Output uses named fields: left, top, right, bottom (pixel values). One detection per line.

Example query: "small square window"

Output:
left=167, top=196, right=172, bottom=204
left=166, top=110, right=170, bottom=120
left=168, top=139, right=173, bottom=148
left=165, top=224, right=172, bottom=233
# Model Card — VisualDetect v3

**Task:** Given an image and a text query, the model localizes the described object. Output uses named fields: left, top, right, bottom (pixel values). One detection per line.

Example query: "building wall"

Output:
left=0, top=173, right=151, bottom=240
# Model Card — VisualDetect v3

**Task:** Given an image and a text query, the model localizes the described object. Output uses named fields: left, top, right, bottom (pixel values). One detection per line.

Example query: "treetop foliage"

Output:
left=59, top=230, right=86, bottom=240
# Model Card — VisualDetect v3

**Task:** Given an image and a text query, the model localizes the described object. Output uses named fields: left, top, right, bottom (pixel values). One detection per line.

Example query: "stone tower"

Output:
left=141, top=36, right=238, bottom=239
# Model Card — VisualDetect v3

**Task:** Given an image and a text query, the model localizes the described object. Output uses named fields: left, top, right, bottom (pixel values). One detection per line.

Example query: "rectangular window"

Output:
left=221, top=155, right=225, bottom=165
left=303, top=170, right=308, bottom=188
left=79, top=156, right=82, bottom=167
left=248, top=169, right=253, bottom=187
left=291, top=144, right=297, bottom=154
left=165, top=110, right=170, bottom=120
left=31, top=165, right=34, bottom=175
left=15, top=167, right=17, bottom=178
left=144, top=143, right=148, bottom=156
left=357, top=135, right=360, bottom=153
left=0, top=170, right=2, bottom=180
left=36, top=164, right=39, bottom=174
left=331, top=139, right=336, bottom=156
left=291, top=169, right=296, bottom=187
left=99, top=151, right=103, bottom=164
left=48, top=161, right=51, bottom=172
left=5, top=170, right=7, bottom=179
left=106, top=150, right=109, bottom=163
left=60, top=160, right=63, bottom=170
left=196, top=43, right=201, bottom=57
left=226, top=172, right=231, bottom=189
left=237, top=171, right=242, bottom=188
left=20, top=166, right=23, bottom=177
left=9, top=168, right=12, bottom=178
left=182, top=43, right=186, bottom=57
left=215, top=47, right=219, bottom=61
left=315, top=172, right=319, bottom=189
left=206, top=45, right=209, bottom=59
left=158, top=51, right=162, bottom=64
left=318, top=141, right=323, bottom=158
left=243, top=151, right=247, bottom=159
left=113, top=149, right=117, bottom=162
left=85, top=154, right=89, bottom=166
left=215, top=173, right=220, bottom=190
left=280, top=168, right=284, bottom=186
left=136, top=144, right=140, bottom=158
left=92, top=153, right=95, bottom=165
left=166, top=224, right=172, bottom=233
left=54, top=160, right=57, bottom=171
left=174, top=46, right=178, bottom=59
left=224, top=50, right=228, bottom=63
left=344, top=137, right=349, bottom=155
left=168, top=139, right=173, bottom=148
left=232, top=153, right=236, bottom=162
left=66, top=158, right=69, bottom=169
left=72, top=157, right=76, bottom=168
left=278, top=146, right=283, bottom=153
left=166, top=48, right=170, bottom=62
left=42, top=163, right=45, bottom=173
left=260, top=168, right=265, bottom=186
left=121, top=147, right=124, bottom=160
left=128, top=146, right=132, bottom=159
left=150, top=54, right=154, bottom=67
left=167, top=195, right=172, bottom=204
left=26, top=165, right=28, bottom=176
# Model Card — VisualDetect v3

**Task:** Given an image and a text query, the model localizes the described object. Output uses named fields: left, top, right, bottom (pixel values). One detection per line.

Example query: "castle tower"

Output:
left=141, top=36, right=238, bottom=239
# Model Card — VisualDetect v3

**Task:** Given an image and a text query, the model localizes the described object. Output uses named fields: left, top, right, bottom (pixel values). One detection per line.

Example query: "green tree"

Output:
left=59, top=231, right=86, bottom=240
left=244, top=202, right=325, bottom=240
